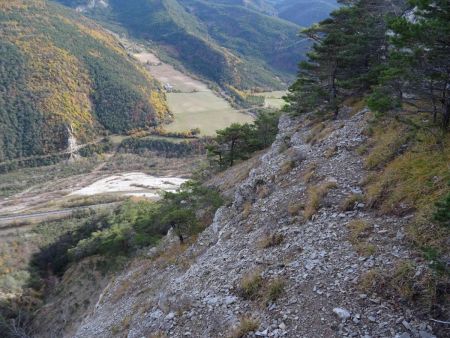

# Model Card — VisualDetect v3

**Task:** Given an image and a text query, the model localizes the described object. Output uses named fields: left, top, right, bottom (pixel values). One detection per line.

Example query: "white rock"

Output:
left=333, top=307, right=351, bottom=320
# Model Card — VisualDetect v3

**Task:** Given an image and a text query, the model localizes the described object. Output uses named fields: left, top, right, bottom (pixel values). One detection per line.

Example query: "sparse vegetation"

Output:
left=265, top=278, right=285, bottom=304
left=258, top=233, right=284, bottom=249
left=238, top=270, right=263, bottom=300
left=324, top=145, right=337, bottom=158
left=304, top=181, right=337, bottom=219
left=287, top=202, right=303, bottom=216
left=340, top=194, right=363, bottom=211
left=346, top=220, right=371, bottom=244
left=359, top=269, right=385, bottom=293
left=346, top=219, right=375, bottom=257
left=302, top=163, right=317, bottom=183
left=242, top=201, right=253, bottom=219
left=229, top=315, right=260, bottom=338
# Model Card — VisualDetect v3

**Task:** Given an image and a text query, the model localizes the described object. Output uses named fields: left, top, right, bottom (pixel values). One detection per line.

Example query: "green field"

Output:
left=258, top=91, right=287, bottom=109
left=165, top=92, right=254, bottom=135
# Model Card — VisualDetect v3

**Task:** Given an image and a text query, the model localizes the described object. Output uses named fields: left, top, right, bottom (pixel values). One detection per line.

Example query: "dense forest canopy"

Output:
left=0, top=0, right=169, bottom=162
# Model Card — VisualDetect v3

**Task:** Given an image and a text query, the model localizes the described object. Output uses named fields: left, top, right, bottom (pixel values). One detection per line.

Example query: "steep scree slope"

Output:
left=34, top=110, right=440, bottom=337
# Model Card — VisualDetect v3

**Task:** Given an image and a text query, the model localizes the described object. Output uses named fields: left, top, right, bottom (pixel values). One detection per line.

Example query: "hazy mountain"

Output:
left=271, top=0, right=339, bottom=27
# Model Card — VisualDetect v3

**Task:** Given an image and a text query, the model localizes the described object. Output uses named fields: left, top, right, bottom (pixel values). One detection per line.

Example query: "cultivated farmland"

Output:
left=133, top=52, right=254, bottom=135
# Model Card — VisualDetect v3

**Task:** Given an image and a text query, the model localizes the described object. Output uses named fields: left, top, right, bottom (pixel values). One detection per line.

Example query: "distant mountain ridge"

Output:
left=55, top=0, right=317, bottom=90
left=272, top=0, right=338, bottom=27
left=0, top=0, right=168, bottom=162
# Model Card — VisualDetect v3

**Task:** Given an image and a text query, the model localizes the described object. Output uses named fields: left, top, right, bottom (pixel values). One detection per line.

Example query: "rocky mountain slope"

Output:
left=32, top=110, right=443, bottom=337
left=0, top=0, right=168, bottom=162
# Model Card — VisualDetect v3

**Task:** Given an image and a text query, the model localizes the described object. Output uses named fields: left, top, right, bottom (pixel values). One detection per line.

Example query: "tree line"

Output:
left=207, top=111, right=280, bottom=169
left=285, top=0, right=450, bottom=132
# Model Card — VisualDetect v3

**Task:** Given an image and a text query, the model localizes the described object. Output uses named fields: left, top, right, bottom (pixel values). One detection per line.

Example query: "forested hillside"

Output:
left=0, top=0, right=168, bottom=162
left=56, top=0, right=311, bottom=89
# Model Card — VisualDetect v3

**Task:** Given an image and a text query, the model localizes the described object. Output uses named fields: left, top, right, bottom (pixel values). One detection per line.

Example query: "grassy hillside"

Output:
left=56, top=0, right=310, bottom=89
left=0, top=0, right=169, bottom=162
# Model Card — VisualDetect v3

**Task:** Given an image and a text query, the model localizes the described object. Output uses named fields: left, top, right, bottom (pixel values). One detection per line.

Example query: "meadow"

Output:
left=258, top=91, right=287, bottom=109
left=165, top=92, right=254, bottom=135
left=134, top=51, right=255, bottom=135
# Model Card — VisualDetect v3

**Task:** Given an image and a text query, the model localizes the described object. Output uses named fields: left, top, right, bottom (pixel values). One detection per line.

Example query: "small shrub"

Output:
left=265, top=278, right=285, bottom=303
left=340, top=194, right=363, bottom=211
left=239, top=270, right=263, bottom=300
left=304, top=181, right=337, bottom=219
left=229, top=316, right=260, bottom=338
left=258, top=233, right=284, bottom=249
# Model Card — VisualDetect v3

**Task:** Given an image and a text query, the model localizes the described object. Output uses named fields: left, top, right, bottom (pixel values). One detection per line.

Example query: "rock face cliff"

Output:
left=35, top=111, right=438, bottom=337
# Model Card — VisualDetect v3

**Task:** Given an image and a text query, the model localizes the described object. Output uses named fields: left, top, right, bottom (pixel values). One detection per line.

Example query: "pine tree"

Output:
left=370, top=0, right=450, bottom=131
left=285, top=0, right=395, bottom=118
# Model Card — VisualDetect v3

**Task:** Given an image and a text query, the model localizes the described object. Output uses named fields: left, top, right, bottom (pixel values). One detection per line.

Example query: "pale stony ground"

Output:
left=43, top=110, right=444, bottom=338
left=70, top=172, right=187, bottom=198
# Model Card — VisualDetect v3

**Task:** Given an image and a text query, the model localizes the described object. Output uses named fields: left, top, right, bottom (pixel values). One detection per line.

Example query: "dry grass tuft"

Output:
left=324, top=145, right=338, bottom=158
left=287, top=201, right=304, bottom=216
left=391, top=260, right=416, bottom=300
left=305, top=122, right=334, bottom=144
left=242, top=201, right=253, bottom=219
left=347, top=219, right=371, bottom=243
left=364, top=121, right=410, bottom=170
left=264, top=278, right=285, bottom=304
left=258, top=233, right=284, bottom=249
left=229, top=316, right=260, bottom=338
left=304, top=181, right=337, bottom=219
left=340, top=194, right=363, bottom=211
left=238, top=270, right=263, bottom=300
left=279, top=160, right=296, bottom=175
left=256, top=185, right=271, bottom=199
left=359, top=269, right=385, bottom=293
left=354, top=243, right=377, bottom=256
left=346, top=219, right=375, bottom=257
